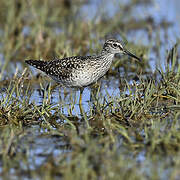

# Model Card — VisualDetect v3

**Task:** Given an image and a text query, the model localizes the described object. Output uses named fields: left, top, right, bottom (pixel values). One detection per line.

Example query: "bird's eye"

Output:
left=113, top=43, right=117, bottom=47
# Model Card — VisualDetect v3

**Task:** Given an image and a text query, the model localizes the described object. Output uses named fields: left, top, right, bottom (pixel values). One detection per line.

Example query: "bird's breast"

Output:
left=69, top=54, right=114, bottom=87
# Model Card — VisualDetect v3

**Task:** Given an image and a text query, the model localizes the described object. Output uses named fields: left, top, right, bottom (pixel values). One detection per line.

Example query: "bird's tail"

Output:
left=25, top=60, right=48, bottom=72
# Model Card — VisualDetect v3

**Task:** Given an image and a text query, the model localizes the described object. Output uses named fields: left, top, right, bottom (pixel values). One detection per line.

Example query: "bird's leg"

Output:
left=79, top=88, right=84, bottom=115
left=79, top=88, right=91, bottom=129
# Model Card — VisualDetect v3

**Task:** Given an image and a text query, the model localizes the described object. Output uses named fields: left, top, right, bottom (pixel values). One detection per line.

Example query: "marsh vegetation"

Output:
left=0, top=0, right=179, bottom=179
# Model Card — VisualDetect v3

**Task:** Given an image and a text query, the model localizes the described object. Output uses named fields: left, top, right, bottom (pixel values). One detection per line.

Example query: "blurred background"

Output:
left=0, top=0, right=180, bottom=179
left=0, top=0, right=179, bottom=77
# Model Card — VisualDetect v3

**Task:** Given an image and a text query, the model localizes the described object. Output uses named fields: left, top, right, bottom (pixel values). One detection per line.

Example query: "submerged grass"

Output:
left=0, top=0, right=180, bottom=179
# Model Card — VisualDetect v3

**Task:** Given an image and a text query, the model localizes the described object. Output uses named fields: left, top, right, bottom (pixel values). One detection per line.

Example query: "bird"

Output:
left=25, top=39, right=141, bottom=110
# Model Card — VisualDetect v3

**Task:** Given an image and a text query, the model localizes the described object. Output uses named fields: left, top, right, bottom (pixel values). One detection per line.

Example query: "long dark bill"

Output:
left=124, top=49, right=141, bottom=62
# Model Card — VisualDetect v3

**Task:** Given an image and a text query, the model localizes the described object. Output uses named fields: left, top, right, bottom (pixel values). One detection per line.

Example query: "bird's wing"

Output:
left=45, top=56, right=87, bottom=79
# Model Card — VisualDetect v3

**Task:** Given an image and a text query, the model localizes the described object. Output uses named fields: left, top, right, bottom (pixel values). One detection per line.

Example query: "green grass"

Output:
left=0, top=0, right=180, bottom=179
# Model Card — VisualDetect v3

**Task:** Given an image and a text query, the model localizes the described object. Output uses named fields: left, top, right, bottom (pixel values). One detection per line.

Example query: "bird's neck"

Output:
left=100, top=50, right=114, bottom=61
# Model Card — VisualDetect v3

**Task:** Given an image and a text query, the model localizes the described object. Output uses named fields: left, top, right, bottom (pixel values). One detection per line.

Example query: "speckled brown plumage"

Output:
left=25, top=39, right=141, bottom=88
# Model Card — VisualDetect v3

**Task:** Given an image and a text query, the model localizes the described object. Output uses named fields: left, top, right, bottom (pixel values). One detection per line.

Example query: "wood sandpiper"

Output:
left=25, top=39, right=141, bottom=109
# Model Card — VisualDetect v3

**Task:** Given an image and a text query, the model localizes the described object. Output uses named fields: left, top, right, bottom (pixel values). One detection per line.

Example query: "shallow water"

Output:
left=0, top=0, right=179, bottom=179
